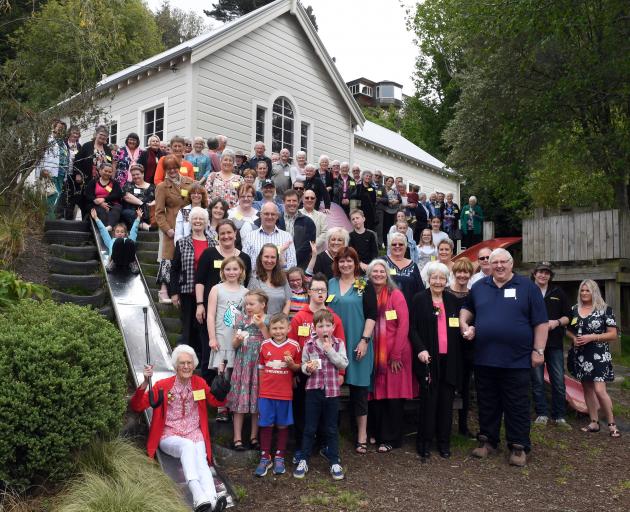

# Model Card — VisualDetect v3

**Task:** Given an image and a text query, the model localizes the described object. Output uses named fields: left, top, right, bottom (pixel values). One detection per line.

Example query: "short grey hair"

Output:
left=425, top=261, right=450, bottom=281
left=94, top=125, right=109, bottom=137
left=438, top=238, right=454, bottom=251
left=489, top=248, right=513, bottom=263
left=193, top=136, right=205, bottom=144
left=389, top=232, right=408, bottom=248
left=296, top=150, right=306, bottom=159
left=326, top=227, right=349, bottom=246
left=304, top=163, right=316, bottom=172
left=331, top=160, right=340, bottom=167
left=147, top=134, right=161, bottom=144
left=361, top=170, right=372, bottom=178
left=469, top=195, right=477, bottom=204
left=366, top=258, right=398, bottom=292
left=171, top=344, right=199, bottom=368
left=340, top=161, right=349, bottom=169
left=221, top=148, right=235, bottom=163
left=189, top=206, right=209, bottom=225
left=254, top=141, right=265, bottom=149
left=318, top=154, right=329, bottom=164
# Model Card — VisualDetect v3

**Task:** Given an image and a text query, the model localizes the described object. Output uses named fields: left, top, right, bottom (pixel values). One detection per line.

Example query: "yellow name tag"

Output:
left=367, top=188, right=373, bottom=192
left=326, top=294, right=335, bottom=303
left=193, top=166, right=199, bottom=175
left=385, top=310, right=397, bottom=321
left=179, top=166, right=187, bottom=175
left=298, top=325, right=310, bottom=337
left=232, top=181, right=240, bottom=189
left=105, top=185, right=112, bottom=193
left=377, top=191, right=382, bottom=196
left=181, top=189, right=188, bottom=197
left=389, top=268, right=397, bottom=275
left=571, top=317, right=577, bottom=325
left=193, top=389, right=205, bottom=401
left=213, top=260, right=222, bottom=269
left=349, top=181, right=355, bottom=186
left=234, top=212, right=243, bottom=221
left=430, top=256, right=437, bottom=261
left=449, top=317, right=460, bottom=328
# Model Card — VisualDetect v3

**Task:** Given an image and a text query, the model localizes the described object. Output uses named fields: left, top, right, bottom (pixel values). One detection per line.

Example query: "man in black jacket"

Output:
left=248, top=141, right=272, bottom=177
left=303, top=164, right=331, bottom=212
left=279, top=189, right=316, bottom=269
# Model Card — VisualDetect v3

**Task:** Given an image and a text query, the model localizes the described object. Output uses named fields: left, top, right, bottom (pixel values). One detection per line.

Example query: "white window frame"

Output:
left=271, top=96, right=295, bottom=156
left=103, top=115, right=120, bottom=146
left=137, top=97, right=168, bottom=146
left=349, top=84, right=359, bottom=95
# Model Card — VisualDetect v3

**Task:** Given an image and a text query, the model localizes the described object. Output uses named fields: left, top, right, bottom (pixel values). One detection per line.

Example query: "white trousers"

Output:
left=159, top=436, right=217, bottom=507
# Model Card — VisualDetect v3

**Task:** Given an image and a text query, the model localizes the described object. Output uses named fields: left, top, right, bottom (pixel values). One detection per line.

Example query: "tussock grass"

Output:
left=54, top=438, right=189, bottom=512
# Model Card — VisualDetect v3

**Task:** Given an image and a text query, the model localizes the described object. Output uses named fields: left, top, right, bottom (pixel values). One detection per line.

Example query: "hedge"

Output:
left=0, top=300, right=128, bottom=489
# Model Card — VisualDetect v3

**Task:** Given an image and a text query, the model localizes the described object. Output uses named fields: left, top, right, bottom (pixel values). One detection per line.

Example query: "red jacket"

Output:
left=130, top=375, right=225, bottom=464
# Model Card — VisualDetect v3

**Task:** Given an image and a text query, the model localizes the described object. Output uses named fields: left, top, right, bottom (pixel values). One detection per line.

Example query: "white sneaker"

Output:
left=534, top=415, right=549, bottom=425
left=293, top=459, right=308, bottom=479
left=330, top=463, right=345, bottom=480
left=555, top=418, right=572, bottom=430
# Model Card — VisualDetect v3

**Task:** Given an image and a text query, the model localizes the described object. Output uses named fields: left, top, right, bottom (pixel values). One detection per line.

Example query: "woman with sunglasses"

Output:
left=385, top=232, right=424, bottom=316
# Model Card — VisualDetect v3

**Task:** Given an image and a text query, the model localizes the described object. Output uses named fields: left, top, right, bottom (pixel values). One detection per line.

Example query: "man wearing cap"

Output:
left=271, top=148, right=296, bottom=195
left=253, top=179, right=284, bottom=215
left=235, top=150, right=249, bottom=174
left=459, top=248, right=548, bottom=467
left=530, top=262, right=571, bottom=428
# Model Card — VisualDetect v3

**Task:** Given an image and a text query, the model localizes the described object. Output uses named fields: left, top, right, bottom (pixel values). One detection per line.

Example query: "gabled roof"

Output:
left=355, top=121, right=453, bottom=176
left=94, top=0, right=364, bottom=126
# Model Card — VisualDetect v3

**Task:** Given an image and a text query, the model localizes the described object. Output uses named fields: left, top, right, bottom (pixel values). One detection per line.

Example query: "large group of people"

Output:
left=35, top=124, right=622, bottom=511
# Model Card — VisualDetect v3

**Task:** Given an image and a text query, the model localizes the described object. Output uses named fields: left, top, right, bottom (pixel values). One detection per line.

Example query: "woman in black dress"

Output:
left=567, top=279, right=621, bottom=438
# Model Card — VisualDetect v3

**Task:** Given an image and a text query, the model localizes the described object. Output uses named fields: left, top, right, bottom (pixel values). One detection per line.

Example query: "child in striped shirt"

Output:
left=287, top=267, right=308, bottom=320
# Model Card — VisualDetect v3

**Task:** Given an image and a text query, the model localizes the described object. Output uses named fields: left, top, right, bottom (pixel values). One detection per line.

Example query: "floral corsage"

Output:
left=432, top=305, right=441, bottom=316
left=354, top=277, right=367, bottom=296
left=167, top=391, right=175, bottom=403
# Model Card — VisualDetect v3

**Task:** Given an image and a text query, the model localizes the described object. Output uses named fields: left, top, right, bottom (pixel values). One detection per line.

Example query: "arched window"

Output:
left=272, top=97, right=294, bottom=155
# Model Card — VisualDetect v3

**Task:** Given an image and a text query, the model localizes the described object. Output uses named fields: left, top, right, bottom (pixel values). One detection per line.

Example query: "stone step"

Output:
left=44, top=219, right=90, bottom=233
left=49, top=244, right=98, bottom=261
left=49, top=257, right=99, bottom=275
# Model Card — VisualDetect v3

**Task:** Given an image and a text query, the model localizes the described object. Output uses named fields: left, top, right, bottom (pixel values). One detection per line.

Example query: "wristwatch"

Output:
left=533, top=348, right=544, bottom=356
left=360, top=336, right=370, bottom=343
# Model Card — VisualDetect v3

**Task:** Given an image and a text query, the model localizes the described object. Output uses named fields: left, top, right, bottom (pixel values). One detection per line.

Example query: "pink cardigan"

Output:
left=370, top=288, right=416, bottom=400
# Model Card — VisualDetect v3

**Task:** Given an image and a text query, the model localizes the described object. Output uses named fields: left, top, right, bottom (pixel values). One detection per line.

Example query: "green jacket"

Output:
left=460, top=205, right=484, bottom=234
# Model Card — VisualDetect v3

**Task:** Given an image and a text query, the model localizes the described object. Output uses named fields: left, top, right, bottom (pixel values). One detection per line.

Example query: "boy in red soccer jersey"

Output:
left=254, top=313, right=301, bottom=477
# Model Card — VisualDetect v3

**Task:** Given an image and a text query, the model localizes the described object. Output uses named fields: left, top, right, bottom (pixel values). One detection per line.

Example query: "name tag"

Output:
left=181, top=189, right=188, bottom=197
left=504, top=288, right=516, bottom=299
left=377, top=190, right=382, bottom=196
left=284, top=171, right=290, bottom=177
left=349, top=181, right=355, bottom=186
left=385, top=310, right=397, bottom=321
left=326, top=294, right=335, bottom=303
left=448, top=317, right=460, bottom=328
left=193, top=389, right=206, bottom=401
left=367, top=188, right=373, bottom=192
left=179, top=166, right=187, bottom=175
left=571, top=317, right=577, bottom=325
left=213, top=260, right=222, bottom=269
left=234, top=212, right=243, bottom=220
left=311, top=358, right=322, bottom=370
left=389, top=268, right=397, bottom=275
left=298, top=325, right=310, bottom=337
left=105, top=185, right=112, bottom=193
left=134, top=188, right=141, bottom=195
left=232, top=181, right=240, bottom=189
left=430, top=256, right=437, bottom=261
left=193, top=166, right=199, bottom=174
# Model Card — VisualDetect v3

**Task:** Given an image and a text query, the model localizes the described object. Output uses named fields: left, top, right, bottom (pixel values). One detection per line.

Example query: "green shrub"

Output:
left=0, top=300, right=127, bottom=489
left=0, top=270, right=49, bottom=309
left=54, top=438, right=189, bottom=512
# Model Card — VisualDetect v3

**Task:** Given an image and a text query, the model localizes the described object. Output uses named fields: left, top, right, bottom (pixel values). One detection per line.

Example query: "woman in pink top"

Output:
left=409, top=261, right=464, bottom=461
left=366, top=259, right=415, bottom=453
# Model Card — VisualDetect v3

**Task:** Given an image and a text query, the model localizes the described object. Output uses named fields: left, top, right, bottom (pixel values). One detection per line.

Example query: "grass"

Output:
left=232, top=484, right=247, bottom=502
left=54, top=438, right=189, bottom=512
left=616, top=335, right=630, bottom=368
left=300, top=477, right=367, bottom=511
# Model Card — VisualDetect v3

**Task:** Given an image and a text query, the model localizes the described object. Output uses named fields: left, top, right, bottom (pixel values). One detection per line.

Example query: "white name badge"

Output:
left=284, top=171, right=290, bottom=177
left=134, top=188, right=141, bottom=195
left=504, top=288, right=516, bottom=299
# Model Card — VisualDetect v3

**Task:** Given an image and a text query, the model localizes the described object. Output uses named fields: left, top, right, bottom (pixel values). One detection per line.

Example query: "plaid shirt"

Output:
left=302, top=335, right=348, bottom=398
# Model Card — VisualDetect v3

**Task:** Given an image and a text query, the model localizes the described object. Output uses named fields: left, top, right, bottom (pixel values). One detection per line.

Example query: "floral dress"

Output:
left=205, top=173, right=243, bottom=208
left=226, top=313, right=267, bottom=413
left=568, top=305, right=616, bottom=382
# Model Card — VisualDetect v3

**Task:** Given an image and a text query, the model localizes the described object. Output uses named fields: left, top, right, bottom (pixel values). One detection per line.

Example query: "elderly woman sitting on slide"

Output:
left=131, top=345, right=229, bottom=512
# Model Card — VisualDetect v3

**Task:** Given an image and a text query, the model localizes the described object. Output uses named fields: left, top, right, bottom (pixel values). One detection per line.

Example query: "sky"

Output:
left=146, top=0, right=419, bottom=94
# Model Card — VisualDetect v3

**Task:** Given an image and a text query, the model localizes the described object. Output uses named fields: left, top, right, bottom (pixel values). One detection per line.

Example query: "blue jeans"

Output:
left=530, top=348, right=566, bottom=420
left=301, top=390, right=339, bottom=465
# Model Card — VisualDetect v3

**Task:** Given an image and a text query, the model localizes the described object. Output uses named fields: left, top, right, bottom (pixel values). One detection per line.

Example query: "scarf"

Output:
left=375, top=285, right=390, bottom=375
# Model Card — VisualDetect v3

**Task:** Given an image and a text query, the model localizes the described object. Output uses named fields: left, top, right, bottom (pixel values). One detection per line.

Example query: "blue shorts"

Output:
left=258, top=397, right=294, bottom=427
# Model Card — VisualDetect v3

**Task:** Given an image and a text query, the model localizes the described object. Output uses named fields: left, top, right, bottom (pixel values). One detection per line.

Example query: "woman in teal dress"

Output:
left=328, top=247, right=377, bottom=454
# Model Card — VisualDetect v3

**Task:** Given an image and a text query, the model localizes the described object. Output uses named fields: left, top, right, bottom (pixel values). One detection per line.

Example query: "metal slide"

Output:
left=90, top=221, right=233, bottom=509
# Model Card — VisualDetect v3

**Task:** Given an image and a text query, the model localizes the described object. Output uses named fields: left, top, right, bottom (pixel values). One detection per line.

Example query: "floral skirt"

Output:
left=569, top=342, right=614, bottom=382
left=156, top=259, right=171, bottom=286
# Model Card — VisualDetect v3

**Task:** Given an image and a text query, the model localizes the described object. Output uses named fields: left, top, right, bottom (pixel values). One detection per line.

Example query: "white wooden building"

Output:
left=89, top=0, right=459, bottom=197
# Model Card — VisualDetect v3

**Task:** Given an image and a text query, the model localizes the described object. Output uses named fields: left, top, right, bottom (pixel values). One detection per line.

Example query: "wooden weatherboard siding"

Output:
left=194, top=13, right=352, bottom=158
left=522, top=209, right=630, bottom=263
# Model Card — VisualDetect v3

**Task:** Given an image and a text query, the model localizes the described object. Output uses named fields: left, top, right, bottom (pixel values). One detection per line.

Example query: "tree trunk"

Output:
left=614, top=180, right=629, bottom=210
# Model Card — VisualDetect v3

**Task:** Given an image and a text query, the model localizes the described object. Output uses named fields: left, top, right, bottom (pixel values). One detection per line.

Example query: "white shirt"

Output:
left=243, top=226, right=297, bottom=273
left=469, top=270, right=490, bottom=288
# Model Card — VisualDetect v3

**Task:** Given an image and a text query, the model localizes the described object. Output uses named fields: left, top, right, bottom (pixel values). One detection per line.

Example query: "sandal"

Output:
left=580, top=420, right=600, bottom=433
left=355, top=442, right=368, bottom=455
left=608, top=423, right=621, bottom=438
left=378, top=443, right=394, bottom=453
left=231, top=440, right=246, bottom=451
left=249, top=438, right=260, bottom=450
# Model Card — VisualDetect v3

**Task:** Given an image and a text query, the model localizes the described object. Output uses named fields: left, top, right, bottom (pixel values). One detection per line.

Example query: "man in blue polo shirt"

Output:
left=459, top=248, right=548, bottom=466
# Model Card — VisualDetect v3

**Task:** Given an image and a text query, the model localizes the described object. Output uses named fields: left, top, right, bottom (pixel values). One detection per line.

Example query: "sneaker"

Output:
left=292, top=459, right=308, bottom=479
left=272, top=457, right=286, bottom=475
left=193, top=500, right=212, bottom=512
left=214, top=496, right=227, bottom=512
left=330, top=463, right=345, bottom=481
left=292, top=450, right=303, bottom=465
left=555, top=418, right=572, bottom=430
left=534, top=415, right=549, bottom=426
left=471, top=435, right=496, bottom=459
left=105, top=259, right=116, bottom=273
left=254, top=457, right=272, bottom=477
left=129, top=261, right=140, bottom=274
left=508, top=444, right=527, bottom=467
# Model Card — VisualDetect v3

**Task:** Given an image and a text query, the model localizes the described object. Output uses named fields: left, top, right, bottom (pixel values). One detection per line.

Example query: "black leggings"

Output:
left=111, top=238, right=136, bottom=267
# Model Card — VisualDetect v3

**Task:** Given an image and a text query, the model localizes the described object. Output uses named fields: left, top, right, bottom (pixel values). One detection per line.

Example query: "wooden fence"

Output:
left=522, top=209, right=630, bottom=263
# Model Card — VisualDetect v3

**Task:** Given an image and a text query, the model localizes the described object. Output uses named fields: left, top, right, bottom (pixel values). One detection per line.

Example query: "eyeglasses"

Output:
left=390, top=243, right=405, bottom=247
left=478, top=256, right=490, bottom=261
left=177, top=361, right=194, bottom=367
left=491, top=260, right=511, bottom=265
left=310, top=288, right=327, bottom=294
left=293, top=187, right=304, bottom=191
left=303, top=196, right=316, bottom=200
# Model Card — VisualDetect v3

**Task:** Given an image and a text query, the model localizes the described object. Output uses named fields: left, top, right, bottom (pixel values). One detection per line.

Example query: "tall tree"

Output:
left=4, top=0, right=164, bottom=109
left=204, top=0, right=318, bottom=30
left=0, top=0, right=45, bottom=66
left=154, top=0, right=208, bottom=49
